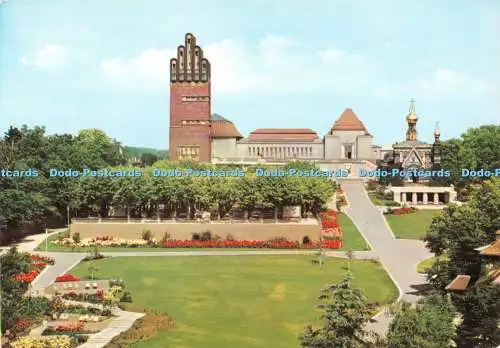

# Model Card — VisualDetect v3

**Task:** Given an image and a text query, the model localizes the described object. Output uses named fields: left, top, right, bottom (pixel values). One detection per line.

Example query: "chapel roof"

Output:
left=329, top=108, right=368, bottom=133
left=210, top=114, right=243, bottom=139
left=445, top=275, right=471, bottom=291
left=247, top=128, right=319, bottom=142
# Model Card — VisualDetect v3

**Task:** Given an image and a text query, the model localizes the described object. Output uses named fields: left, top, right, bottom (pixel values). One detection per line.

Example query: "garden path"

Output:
left=340, top=179, right=432, bottom=335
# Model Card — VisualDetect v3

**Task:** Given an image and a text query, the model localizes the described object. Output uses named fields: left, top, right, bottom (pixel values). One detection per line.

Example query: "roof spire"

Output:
left=409, top=98, right=416, bottom=114
left=434, top=121, right=441, bottom=140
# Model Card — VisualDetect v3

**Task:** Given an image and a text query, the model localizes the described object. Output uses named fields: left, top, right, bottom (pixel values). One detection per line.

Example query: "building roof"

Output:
left=445, top=275, right=471, bottom=291
left=477, top=239, right=500, bottom=257
left=210, top=114, right=243, bottom=139
left=329, top=108, right=368, bottom=133
left=247, top=128, right=319, bottom=142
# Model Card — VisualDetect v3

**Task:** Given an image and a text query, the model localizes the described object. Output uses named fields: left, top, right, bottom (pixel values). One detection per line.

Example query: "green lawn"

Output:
left=367, top=192, right=400, bottom=207
left=385, top=210, right=442, bottom=240
left=35, top=213, right=369, bottom=252
left=417, top=254, right=449, bottom=273
left=70, top=255, right=398, bottom=348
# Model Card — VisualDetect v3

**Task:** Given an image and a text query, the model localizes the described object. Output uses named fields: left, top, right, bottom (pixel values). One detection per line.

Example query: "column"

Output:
left=423, top=193, right=428, bottom=204
left=412, top=192, right=417, bottom=205
left=434, top=192, right=439, bottom=204
left=401, top=192, right=406, bottom=204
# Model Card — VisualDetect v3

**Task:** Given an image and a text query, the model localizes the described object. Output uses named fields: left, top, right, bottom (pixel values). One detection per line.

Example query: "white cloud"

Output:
left=99, top=35, right=369, bottom=94
left=20, top=45, right=70, bottom=70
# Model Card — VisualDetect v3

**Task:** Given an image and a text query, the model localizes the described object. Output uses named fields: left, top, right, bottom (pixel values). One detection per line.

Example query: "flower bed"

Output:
left=10, top=336, right=80, bottom=348
left=160, top=239, right=342, bottom=249
left=384, top=207, right=417, bottom=215
left=319, top=209, right=343, bottom=242
left=55, top=274, right=80, bottom=282
left=13, top=254, right=54, bottom=283
left=31, top=254, right=55, bottom=265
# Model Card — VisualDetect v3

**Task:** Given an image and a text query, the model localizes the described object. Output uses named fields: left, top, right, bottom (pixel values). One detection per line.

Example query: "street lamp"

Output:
left=67, top=205, right=70, bottom=227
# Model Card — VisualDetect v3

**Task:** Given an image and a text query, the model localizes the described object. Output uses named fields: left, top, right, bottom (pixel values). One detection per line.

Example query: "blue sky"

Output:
left=1, top=0, right=499, bottom=149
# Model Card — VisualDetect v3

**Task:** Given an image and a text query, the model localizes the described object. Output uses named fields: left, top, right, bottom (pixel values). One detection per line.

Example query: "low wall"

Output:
left=71, top=222, right=322, bottom=241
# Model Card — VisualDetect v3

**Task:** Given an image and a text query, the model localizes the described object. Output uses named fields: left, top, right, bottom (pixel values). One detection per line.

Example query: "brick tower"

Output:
left=169, top=33, right=211, bottom=162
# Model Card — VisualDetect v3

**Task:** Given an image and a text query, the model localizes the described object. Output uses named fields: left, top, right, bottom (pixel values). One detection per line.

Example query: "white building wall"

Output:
left=356, top=135, right=374, bottom=160
left=211, top=138, right=237, bottom=158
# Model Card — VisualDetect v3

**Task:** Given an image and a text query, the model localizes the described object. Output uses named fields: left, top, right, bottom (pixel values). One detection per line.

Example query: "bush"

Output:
left=160, top=231, right=171, bottom=243
left=191, top=230, right=214, bottom=242
left=302, top=236, right=311, bottom=244
left=225, top=233, right=235, bottom=241
left=141, top=229, right=153, bottom=241
left=72, top=232, right=81, bottom=244
left=267, top=236, right=288, bottom=243
left=383, top=191, right=394, bottom=200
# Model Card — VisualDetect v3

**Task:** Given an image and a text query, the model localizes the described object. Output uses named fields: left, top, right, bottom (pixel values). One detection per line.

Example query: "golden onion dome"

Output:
left=407, top=113, right=418, bottom=122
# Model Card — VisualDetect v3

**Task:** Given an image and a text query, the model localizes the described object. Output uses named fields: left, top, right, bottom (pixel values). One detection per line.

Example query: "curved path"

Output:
left=341, top=180, right=432, bottom=334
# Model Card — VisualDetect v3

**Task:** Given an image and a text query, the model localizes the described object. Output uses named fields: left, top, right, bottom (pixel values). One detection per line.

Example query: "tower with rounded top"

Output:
left=169, top=33, right=212, bottom=162
left=406, top=99, right=418, bottom=141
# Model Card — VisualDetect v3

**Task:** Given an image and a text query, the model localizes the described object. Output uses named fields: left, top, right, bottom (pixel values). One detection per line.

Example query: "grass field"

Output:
left=70, top=255, right=398, bottom=348
left=367, top=192, right=400, bottom=207
left=385, top=210, right=442, bottom=240
left=417, top=254, right=449, bottom=273
left=36, top=213, right=370, bottom=252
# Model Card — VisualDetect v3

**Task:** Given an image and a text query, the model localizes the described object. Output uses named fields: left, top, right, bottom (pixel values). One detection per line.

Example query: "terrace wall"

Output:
left=71, top=221, right=322, bottom=241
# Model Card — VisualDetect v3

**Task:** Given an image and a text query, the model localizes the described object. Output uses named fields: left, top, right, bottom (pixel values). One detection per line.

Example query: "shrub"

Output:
left=267, top=236, right=288, bottom=243
left=384, top=191, right=394, bottom=200
left=141, top=229, right=153, bottom=241
left=191, top=232, right=201, bottom=241
left=191, top=230, right=214, bottom=241
left=225, top=233, right=235, bottom=241
left=72, top=232, right=81, bottom=244
left=200, top=230, right=213, bottom=241
left=302, top=236, right=311, bottom=244
left=160, top=231, right=171, bottom=243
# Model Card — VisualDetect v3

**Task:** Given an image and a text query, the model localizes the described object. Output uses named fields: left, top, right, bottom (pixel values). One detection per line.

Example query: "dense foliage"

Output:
left=0, top=126, right=126, bottom=239
left=299, top=274, right=381, bottom=348
left=430, top=125, right=500, bottom=197
left=425, top=178, right=500, bottom=347
left=387, top=294, right=456, bottom=348
left=0, top=126, right=335, bottom=239
left=70, top=161, right=335, bottom=220
left=0, top=248, right=52, bottom=334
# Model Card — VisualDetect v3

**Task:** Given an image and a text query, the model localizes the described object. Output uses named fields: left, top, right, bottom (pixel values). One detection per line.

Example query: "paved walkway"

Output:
left=0, top=229, right=62, bottom=254
left=340, top=180, right=432, bottom=334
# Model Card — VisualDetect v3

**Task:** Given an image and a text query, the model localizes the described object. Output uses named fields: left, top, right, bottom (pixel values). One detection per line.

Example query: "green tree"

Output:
left=387, top=294, right=456, bottom=348
left=424, top=178, right=500, bottom=347
left=299, top=274, right=377, bottom=348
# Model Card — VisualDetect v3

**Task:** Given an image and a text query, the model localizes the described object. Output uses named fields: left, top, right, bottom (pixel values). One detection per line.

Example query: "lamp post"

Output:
left=45, top=225, right=48, bottom=253
left=67, top=204, right=70, bottom=227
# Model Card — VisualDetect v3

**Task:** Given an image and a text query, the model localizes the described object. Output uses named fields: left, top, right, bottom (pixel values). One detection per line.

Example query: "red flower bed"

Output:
left=55, top=322, right=84, bottom=333
left=14, top=270, right=40, bottom=283
left=31, top=254, right=55, bottom=265
left=160, top=239, right=342, bottom=249
left=321, top=220, right=340, bottom=229
left=391, top=207, right=416, bottom=215
left=13, top=318, right=34, bottom=333
left=94, top=236, right=113, bottom=241
left=319, top=211, right=337, bottom=220
left=55, top=274, right=80, bottom=282
left=96, top=289, right=104, bottom=301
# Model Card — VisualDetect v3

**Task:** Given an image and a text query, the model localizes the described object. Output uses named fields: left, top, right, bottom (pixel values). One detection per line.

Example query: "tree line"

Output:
left=0, top=126, right=334, bottom=240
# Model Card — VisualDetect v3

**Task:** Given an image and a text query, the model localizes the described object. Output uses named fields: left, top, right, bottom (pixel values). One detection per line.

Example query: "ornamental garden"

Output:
left=1, top=248, right=134, bottom=348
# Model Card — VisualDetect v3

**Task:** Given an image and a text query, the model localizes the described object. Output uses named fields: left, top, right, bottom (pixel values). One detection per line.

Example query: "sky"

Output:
left=1, top=0, right=499, bottom=149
